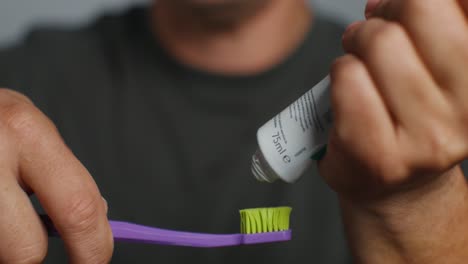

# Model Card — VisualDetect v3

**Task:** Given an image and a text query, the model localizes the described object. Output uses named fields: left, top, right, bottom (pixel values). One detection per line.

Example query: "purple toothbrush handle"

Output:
left=41, top=215, right=291, bottom=248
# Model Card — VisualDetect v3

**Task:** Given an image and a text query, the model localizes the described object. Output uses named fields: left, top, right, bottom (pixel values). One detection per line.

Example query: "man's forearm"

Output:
left=341, top=166, right=468, bottom=263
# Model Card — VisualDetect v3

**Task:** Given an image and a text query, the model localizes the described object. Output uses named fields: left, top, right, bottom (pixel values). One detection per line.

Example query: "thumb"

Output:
left=366, top=0, right=383, bottom=18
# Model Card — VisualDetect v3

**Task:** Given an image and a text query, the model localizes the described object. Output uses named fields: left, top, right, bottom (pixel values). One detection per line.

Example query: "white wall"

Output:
left=0, top=0, right=366, bottom=47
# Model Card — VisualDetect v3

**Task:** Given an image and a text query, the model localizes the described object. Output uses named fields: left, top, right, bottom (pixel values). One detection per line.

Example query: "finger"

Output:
left=371, top=0, right=468, bottom=96
left=2, top=103, right=113, bottom=263
left=22, top=141, right=113, bottom=263
left=342, top=18, right=468, bottom=175
left=365, top=0, right=383, bottom=18
left=459, top=0, right=468, bottom=15
left=0, top=175, right=47, bottom=263
left=343, top=18, right=447, bottom=128
left=320, top=55, right=398, bottom=192
left=365, top=0, right=389, bottom=18
left=330, top=55, right=394, bottom=149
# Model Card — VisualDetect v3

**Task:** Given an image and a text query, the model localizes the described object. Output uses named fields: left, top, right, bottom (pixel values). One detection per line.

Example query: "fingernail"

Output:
left=365, top=0, right=381, bottom=18
left=102, top=197, right=108, bottom=214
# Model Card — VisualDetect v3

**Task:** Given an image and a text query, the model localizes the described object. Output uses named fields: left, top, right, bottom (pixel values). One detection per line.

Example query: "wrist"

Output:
left=340, top=166, right=468, bottom=263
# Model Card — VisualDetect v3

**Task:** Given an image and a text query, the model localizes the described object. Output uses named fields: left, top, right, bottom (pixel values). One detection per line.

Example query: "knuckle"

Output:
left=425, top=128, right=453, bottom=170
left=370, top=156, right=408, bottom=186
left=331, top=118, right=358, bottom=150
left=447, top=29, right=468, bottom=54
left=330, top=56, right=369, bottom=111
left=102, top=238, right=114, bottom=264
left=62, top=193, right=101, bottom=236
left=76, top=225, right=114, bottom=264
left=2, top=241, right=47, bottom=264
left=88, top=241, right=114, bottom=264
left=0, top=99, right=41, bottom=138
left=356, top=142, right=407, bottom=186
left=0, top=88, right=33, bottom=105
left=401, top=0, right=430, bottom=18
left=333, top=124, right=353, bottom=148
left=430, top=152, right=452, bottom=171
left=367, top=22, right=405, bottom=55
left=5, top=104, right=36, bottom=131
left=17, top=243, right=47, bottom=264
left=331, top=55, right=366, bottom=84
left=62, top=192, right=113, bottom=264
left=460, top=110, right=468, bottom=128
left=0, top=91, right=58, bottom=145
left=380, top=165, right=408, bottom=187
left=459, top=49, right=468, bottom=75
left=454, top=79, right=468, bottom=112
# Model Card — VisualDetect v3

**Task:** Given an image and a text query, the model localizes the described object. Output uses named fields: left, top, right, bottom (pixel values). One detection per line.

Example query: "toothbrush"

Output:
left=41, top=207, right=292, bottom=247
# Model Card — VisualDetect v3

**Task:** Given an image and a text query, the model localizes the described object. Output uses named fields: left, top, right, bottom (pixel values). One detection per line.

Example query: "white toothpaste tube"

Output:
left=251, top=76, right=332, bottom=183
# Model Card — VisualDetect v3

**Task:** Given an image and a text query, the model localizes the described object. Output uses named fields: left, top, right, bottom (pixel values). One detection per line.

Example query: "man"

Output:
left=1, top=0, right=468, bottom=263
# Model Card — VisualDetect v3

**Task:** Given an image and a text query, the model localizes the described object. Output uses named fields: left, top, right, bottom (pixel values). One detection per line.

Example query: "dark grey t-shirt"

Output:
left=0, top=7, right=350, bottom=263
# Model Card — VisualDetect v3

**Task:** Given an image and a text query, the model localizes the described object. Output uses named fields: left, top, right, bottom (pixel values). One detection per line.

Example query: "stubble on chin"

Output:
left=160, top=0, right=271, bottom=30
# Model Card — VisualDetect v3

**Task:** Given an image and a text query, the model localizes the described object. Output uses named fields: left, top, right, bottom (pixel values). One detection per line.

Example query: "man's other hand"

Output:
left=0, top=89, right=113, bottom=263
left=320, top=0, right=468, bottom=262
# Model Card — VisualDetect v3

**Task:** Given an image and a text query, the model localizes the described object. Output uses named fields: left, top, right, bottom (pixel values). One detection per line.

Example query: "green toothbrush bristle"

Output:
left=239, top=207, right=292, bottom=234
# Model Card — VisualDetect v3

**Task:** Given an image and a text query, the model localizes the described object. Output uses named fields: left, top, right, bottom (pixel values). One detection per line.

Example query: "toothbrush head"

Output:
left=239, top=207, right=292, bottom=234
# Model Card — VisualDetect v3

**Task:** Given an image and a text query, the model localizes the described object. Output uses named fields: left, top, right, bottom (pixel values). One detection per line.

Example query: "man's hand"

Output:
left=319, top=0, right=468, bottom=263
left=0, top=89, right=113, bottom=263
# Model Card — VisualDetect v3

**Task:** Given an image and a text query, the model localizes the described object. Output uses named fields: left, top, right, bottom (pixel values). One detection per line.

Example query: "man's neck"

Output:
left=152, top=1, right=313, bottom=75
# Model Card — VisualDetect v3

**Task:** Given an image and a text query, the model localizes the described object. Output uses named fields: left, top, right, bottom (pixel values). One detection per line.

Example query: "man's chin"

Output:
left=173, top=0, right=249, bottom=6
left=166, top=0, right=269, bottom=13
left=166, top=0, right=270, bottom=22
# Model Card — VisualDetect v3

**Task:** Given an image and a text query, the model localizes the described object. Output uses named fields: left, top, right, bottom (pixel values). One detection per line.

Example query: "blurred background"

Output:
left=0, top=0, right=366, bottom=47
